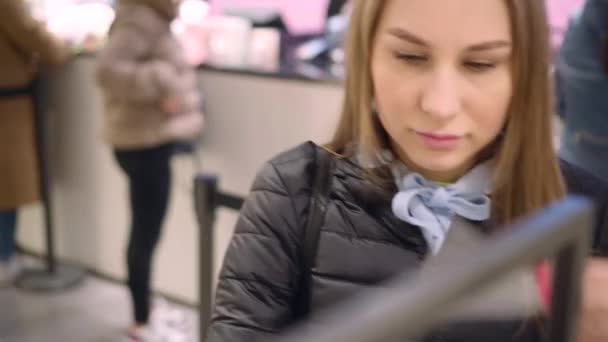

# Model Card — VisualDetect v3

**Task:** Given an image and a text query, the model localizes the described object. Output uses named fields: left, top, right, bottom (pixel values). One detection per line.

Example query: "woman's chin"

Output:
left=407, top=155, right=473, bottom=181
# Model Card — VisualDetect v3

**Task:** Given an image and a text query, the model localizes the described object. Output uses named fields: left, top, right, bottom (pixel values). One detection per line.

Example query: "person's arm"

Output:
left=0, top=0, right=66, bottom=66
left=96, top=24, right=180, bottom=105
left=206, top=162, right=304, bottom=341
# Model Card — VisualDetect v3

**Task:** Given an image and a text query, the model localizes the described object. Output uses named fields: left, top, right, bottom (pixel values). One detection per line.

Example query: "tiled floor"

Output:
left=0, top=274, right=198, bottom=342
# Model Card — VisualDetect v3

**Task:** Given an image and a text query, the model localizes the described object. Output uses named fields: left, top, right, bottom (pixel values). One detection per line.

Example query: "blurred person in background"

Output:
left=556, top=0, right=608, bottom=183
left=207, top=0, right=608, bottom=341
left=96, top=0, right=203, bottom=340
left=0, top=0, right=67, bottom=286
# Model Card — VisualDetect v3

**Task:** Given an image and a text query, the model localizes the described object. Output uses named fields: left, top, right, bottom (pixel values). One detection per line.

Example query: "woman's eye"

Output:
left=395, top=53, right=428, bottom=65
left=464, top=61, right=496, bottom=72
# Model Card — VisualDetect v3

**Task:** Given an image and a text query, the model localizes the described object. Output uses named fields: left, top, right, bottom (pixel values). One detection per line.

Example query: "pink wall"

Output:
left=209, top=0, right=330, bottom=35
left=546, top=0, right=585, bottom=48
left=210, top=0, right=585, bottom=43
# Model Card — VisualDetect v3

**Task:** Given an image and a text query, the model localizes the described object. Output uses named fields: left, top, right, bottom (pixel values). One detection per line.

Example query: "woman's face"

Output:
left=371, top=0, right=513, bottom=182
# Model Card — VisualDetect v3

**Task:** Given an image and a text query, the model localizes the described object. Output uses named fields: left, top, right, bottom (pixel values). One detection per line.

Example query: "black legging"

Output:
left=114, top=144, right=173, bottom=324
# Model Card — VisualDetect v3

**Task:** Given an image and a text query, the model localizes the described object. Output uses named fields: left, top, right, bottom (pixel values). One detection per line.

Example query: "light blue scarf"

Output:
left=391, top=162, right=493, bottom=255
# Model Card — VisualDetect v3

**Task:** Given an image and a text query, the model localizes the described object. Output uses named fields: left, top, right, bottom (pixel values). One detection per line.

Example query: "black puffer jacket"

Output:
left=207, top=142, right=608, bottom=342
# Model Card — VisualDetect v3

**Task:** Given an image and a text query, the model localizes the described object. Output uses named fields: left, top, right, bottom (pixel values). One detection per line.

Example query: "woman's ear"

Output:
left=371, top=97, right=378, bottom=113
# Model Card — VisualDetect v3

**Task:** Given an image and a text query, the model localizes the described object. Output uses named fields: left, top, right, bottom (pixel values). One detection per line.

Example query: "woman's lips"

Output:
left=414, top=130, right=463, bottom=150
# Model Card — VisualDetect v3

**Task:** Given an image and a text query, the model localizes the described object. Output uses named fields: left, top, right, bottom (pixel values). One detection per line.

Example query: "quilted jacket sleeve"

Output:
left=206, top=149, right=314, bottom=341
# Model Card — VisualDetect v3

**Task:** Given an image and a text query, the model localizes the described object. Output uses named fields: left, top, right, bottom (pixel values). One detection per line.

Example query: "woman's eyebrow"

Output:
left=387, top=27, right=512, bottom=52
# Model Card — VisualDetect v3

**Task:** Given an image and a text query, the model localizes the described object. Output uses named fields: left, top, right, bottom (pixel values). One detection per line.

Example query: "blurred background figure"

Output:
left=96, top=0, right=203, bottom=340
left=556, top=0, right=608, bottom=182
left=0, top=0, right=67, bottom=286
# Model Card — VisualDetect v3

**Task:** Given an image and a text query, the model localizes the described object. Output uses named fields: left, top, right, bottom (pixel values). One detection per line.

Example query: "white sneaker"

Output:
left=125, top=326, right=164, bottom=342
left=150, top=298, right=192, bottom=342
left=125, top=324, right=190, bottom=342
left=156, top=326, right=190, bottom=342
left=0, top=257, right=22, bottom=287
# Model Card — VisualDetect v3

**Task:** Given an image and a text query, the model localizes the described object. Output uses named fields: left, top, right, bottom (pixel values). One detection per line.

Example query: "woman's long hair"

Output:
left=327, top=0, right=566, bottom=225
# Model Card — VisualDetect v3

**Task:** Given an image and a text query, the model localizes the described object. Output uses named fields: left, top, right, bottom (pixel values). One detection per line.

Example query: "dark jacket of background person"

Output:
left=0, top=0, right=66, bottom=210
left=207, top=142, right=608, bottom=342
left=556, top=0, right=608, bottom=182
left=96, top=0, right=203, bottom=149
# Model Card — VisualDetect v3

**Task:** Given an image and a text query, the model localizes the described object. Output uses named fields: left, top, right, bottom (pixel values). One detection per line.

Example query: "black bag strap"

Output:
left=0, top=83, right=34, bottom=98
left=296, top=145, right=335, bottom=318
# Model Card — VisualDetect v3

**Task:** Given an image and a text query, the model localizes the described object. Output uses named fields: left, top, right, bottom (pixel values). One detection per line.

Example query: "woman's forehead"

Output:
left=377, top=0, right=512, bottom=47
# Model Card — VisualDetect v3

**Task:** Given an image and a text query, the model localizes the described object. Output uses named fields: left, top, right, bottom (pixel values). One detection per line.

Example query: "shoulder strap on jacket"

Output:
left=296, top=145, right=335, bottom=318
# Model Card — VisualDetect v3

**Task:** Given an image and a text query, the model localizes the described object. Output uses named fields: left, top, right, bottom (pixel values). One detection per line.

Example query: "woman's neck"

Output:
left=406, top=163, right=470, bottom=183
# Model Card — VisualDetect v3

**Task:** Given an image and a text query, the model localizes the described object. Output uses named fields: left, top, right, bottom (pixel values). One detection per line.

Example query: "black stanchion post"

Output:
left=548, top=233, right=590, bottom=342
left=33, top=71, right=55, bottom=274
left=16, top=69, right=85, bottom=292
left=195, top=173, right=219, bottom=342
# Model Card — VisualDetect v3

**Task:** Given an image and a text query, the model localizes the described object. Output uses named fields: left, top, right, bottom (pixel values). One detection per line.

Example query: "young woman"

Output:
left=96, top=0, right=203, bottom=340
left=208, top=0, right=608, bottom=341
